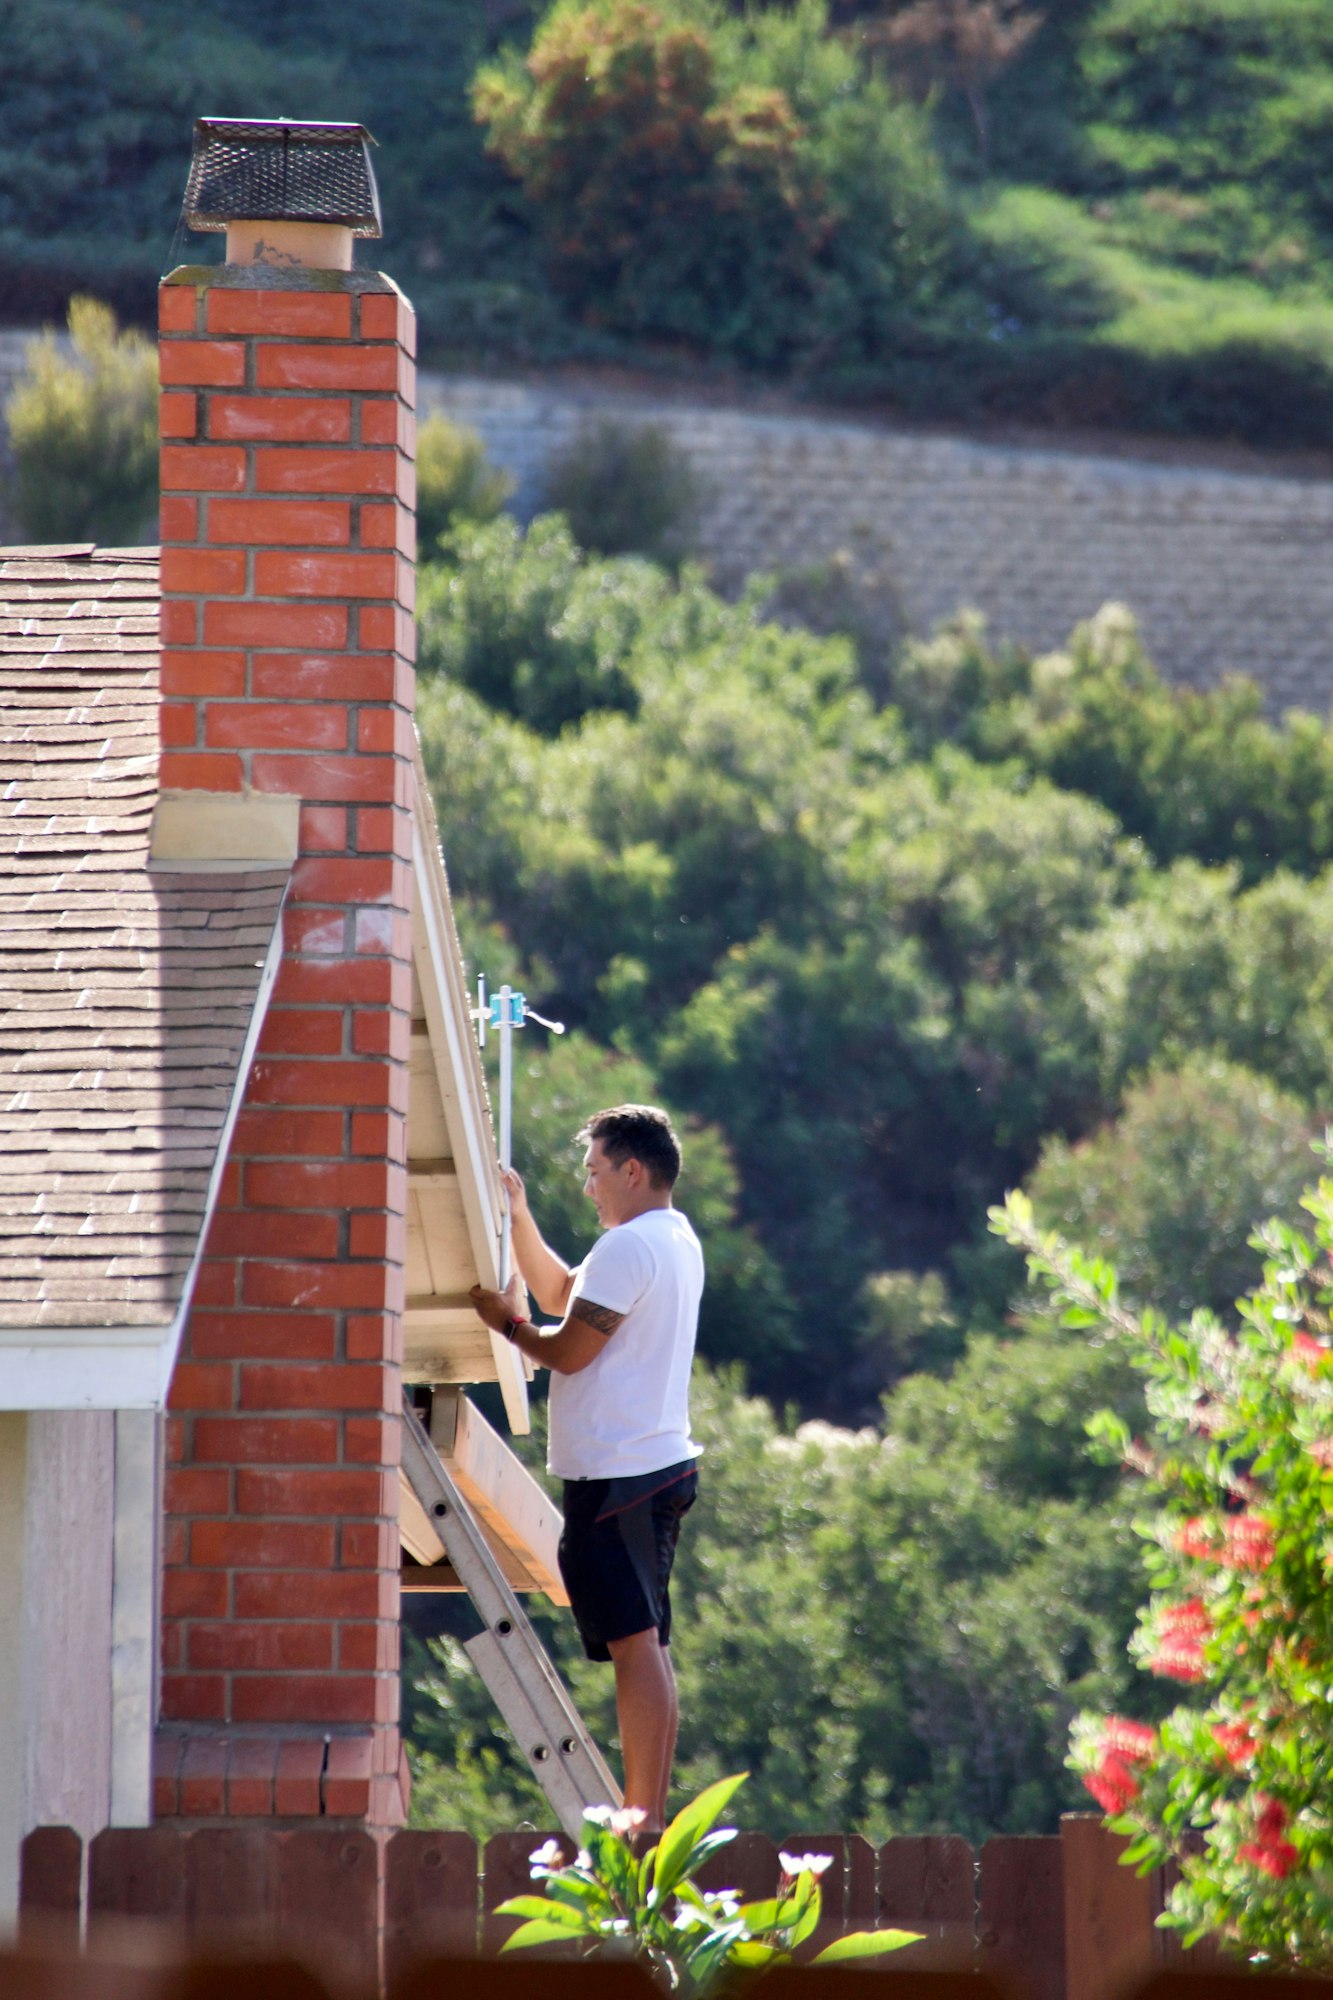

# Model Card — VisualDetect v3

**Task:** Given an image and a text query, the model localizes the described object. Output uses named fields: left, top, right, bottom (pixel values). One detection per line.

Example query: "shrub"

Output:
left=415, top=410, right=512, bottom=555
left=545, top=418, right=698, bottom=562
left=995, top=1155, right=1333, bottom=1969
left=6, top=297, right=158, bottom=544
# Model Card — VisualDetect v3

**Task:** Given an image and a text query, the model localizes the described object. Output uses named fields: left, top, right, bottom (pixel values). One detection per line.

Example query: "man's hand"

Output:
left=500, top=1166, right=531, bottom=1223
left=469, top=1271, right=528, bottom=1335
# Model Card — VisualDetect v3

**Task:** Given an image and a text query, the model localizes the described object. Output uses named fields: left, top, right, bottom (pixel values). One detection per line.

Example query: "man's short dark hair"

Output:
left=579, top=1104, right=681, bottom=1190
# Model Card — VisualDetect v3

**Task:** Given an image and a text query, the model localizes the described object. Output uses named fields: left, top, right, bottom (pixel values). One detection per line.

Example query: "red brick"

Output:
left=348, top=1212, right=406, bottom=1262
left=354, top=806, right=412, bottom=858
left=349, top=1010, right=396, bottom=1059
left=160, top=750, right=244, bottom=792
left=188, top=1308, right=338, bottom=1362
left=191, top=1519, right=336, bottom=1568
left=275, top=1737, right=325, bottom=1814
left=232, top=1107, right=346, bottom=1157
left=354, top=908, right=413, bottom=964
left=193, top=1416, right=340, bottom=1465
left=210, top=394, right=351, bottom=444
left=163, top=1517, right=187, bottom=1565
left=160, top=600, right=196, bottom=645
left=160, top=1674, right=227, bottom=1723
left=236, top=1570, right=390, bottom=1620
left=160, top=391, right=197, bottom=439
left=360, top=500, right=415, bottom=557
left=208, top=1208, right=341, bottom=1261
left=209, top=498, right=351, bottom=546
left=179, top=1738, right=230, bottom=1815
left=159, top=284, right=199, bottom=333
left=357, top=602, right=414, bottom=655
left=218, top=1160, right=241, bottom=1207
left=355, top=709, right=403, bottom=756
left=245, top=1159, right=394, bottom=1210
left=161, top=443, right=247, bottom=492
left=359, top=292, right=412, bottom=345
left=152, top=1734, right=183, bottom=1818
left=162, top=1568, right=229, bottom=1618
left=235, top=1466, right=384, bottom=1515
left=338, top=1623, right=397, bottom=1673
left=251, top=652, right=396, bottom=702
left=160, top=702, right=196, bottom=750
left=323, top=1733, right=374, bottom=1815
left=257, top=344, right=398, bottom=392
left=162, top=545, right=247, bottom=596
left=226, top=1735, right=279, bottom=1815
left=160, top=495, right=199, bottom=541
left=239, top=1261, right=393, bottom=1314
left=165, top=1415, right=186, bottom=1465
left=161, top=648, right=246, bottom=698
left=203, top=601, right=349, bottom=649
left=256, top=1007, right=344, bottom=1057
left=254, top=752, right=408, bottom=804
left=292, top=855, right=396, bottom=903
left=255, top=446, right=396, bottom=496
left=204, top=701, right=348, bottom=752
left=167, top=1362, right=233, bottom=1411
left=274, top=957, right=406, bottom=1008
left=339, top=1520, right=399, bottom=1569
left=245, top=1058, right=396, bottom=1110
left=207, top=291, right=353, bottom=338
left=254, top=551, right=397, bottom=599
left=233, top=1675, right=381, bottom=1726
left=350, top=1110, right=407, bottom=1162
left=164, top=1466, right=231, bottom=1514
left=189, top=1259, right=241, bottom=1307
left=342, top=1416, right=394, bottom=1464
left=283, top=905, right=348, bottom=957
left=188, top=1622, right=334, bottom=1671
left=358, top=402, right=414, bottom=451
left=238, top=1361, right=394, bottom=1411
left=298, top=804, right=348, bottom=851
left=160, top=340, right=246, bottom=387
left=346, top=1316, right=401, bottom=1365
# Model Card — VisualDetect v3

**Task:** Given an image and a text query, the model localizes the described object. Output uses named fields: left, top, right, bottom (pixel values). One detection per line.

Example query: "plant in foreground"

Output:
left=497, top=1773, right=920, bottom=1993
left=992, top=1151, right=1333, bottom=1970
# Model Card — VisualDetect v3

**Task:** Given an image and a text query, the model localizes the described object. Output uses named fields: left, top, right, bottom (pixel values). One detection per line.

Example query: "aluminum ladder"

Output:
left=400, top=1394, right=621, bottom=1836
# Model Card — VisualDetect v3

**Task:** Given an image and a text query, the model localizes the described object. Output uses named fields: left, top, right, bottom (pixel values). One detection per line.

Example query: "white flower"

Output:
left=528, top=1838, right=564, bottom=1876
left=779, top=1851, right=834, bottom=1879
left=576, top=1849, right=593, bottom=1871
left=706, top=1893, right=740, bottom=1919
left=609, top=1806, right=648, bottom=1837
left=582, top=1804, right=615, bottom=1826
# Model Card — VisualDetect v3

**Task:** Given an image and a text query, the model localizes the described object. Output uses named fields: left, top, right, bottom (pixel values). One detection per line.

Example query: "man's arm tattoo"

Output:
left=568, top=1296, right=625, bottom=1337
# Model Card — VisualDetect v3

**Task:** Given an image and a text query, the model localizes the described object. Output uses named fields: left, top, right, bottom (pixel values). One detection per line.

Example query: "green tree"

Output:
left=415, top=411, right=512, bottom=554
left=6, top=297, right=158, bottom=543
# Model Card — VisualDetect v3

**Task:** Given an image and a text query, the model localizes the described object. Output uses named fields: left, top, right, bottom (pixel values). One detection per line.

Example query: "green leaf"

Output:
left=493, top=1896, right=593, bottom=1930
left=653, top=1772, right=748, bottom=1898
left=500, top=1917, right=589, bottom=1953
left=789, top=1879, right=822, bottom=1948
left=811, top=1929, right=923, bottom=1963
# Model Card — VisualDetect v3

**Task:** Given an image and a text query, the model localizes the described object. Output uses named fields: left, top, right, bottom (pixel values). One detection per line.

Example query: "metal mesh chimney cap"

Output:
left=183, top=118, right=382, bottom=237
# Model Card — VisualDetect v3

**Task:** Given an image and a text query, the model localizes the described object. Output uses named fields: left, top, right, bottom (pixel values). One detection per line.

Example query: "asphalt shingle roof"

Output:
left=0, top=546, right=288, bottom=1328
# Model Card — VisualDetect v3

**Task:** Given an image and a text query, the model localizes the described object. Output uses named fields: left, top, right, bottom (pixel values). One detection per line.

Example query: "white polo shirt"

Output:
left=547, top=1206, right=704, bottom=1480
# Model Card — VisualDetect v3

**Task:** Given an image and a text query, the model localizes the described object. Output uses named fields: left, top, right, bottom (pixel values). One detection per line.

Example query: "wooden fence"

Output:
left=16, top=1814, right=1244, bottom=2000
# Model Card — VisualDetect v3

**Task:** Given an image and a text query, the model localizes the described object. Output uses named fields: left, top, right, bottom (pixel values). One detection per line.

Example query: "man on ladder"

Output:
left=469, top=1104, right=703, bottom=1833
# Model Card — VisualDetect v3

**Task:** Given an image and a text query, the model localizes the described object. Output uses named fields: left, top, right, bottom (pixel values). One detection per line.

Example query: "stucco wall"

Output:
left=0, top=1410, right=115, bottom=1933
left=428, top=372, right=1333, bottom=716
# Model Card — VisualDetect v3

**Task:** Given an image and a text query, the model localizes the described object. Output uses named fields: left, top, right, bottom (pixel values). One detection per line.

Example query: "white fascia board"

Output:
left=410, top=797, right=531, bottom=1436
left=0, top=889, right=288, bottom=1415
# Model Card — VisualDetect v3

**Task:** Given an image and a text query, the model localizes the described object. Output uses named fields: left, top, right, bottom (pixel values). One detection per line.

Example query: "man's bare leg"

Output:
left=608, top=1627, right=677, bottom=1828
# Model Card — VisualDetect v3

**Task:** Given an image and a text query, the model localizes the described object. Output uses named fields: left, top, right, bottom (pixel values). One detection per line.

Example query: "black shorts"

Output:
left=558, top=1462, right=698, bottom=1663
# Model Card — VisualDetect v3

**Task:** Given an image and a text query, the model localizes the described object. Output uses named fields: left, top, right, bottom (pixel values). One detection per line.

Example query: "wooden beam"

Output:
left=429, top=1392, right=567, bottom=1606
left=400, top=1564, right=464, bottom=1592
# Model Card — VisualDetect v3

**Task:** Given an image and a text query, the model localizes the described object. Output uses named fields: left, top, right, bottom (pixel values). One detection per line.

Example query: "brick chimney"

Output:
left=152, top=121, right=415, bottom=1826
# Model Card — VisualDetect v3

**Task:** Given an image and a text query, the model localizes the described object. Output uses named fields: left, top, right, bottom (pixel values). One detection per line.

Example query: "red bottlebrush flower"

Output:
left=1289, top=1331, right=1330, bottom=1370
left=1255, top=1793, right=1288, bottom=1838
left=1211, top=1721, right=1255, bottom=1768
left=1147, top=1599, right=1212, bottom=1681
left=1084, top=1752, right=1141, bottom=1816
left=1148, top=1641, right=1206, bottom=1682
left=1175, top=1516, right=1217, bottom=1560
left=1222, top=1515, right=1276, bottom=1571
left=1239, top=1839, right=1300, bottom=1879
left=1161, top=1598, right=1213, bottom=1637
left=1102, top=1718, right=1157, bottom=1762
